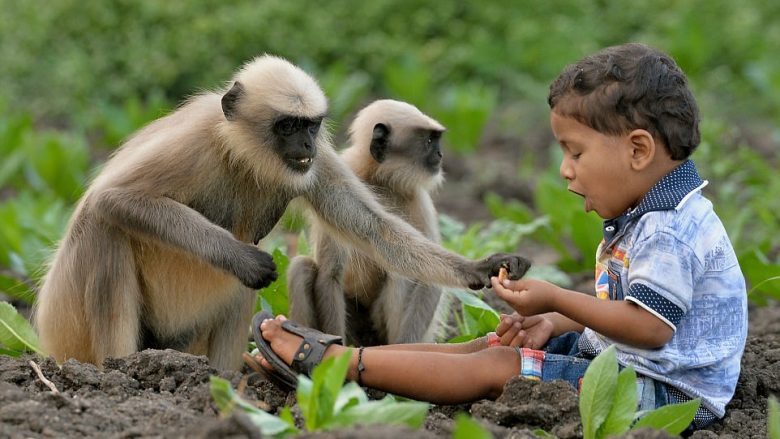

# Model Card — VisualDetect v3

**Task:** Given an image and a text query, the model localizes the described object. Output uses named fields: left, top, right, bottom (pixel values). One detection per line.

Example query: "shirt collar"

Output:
left=602, top=159, right=708, bottom=242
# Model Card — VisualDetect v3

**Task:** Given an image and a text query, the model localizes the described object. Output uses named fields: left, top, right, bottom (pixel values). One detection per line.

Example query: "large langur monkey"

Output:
left=34, top=55, right=530, bottom=370
left=288, top=100, right=454, bottom=345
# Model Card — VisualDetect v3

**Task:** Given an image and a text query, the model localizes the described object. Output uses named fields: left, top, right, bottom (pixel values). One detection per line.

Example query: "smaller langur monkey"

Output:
left=288, top=100, right=449, bottom=345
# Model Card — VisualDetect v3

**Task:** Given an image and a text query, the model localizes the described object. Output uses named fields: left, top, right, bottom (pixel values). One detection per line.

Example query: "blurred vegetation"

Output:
left=1, top=0, right=779, bottom=314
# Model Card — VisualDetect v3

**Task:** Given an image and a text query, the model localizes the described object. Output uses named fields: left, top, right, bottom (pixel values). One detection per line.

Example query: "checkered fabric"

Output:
left=517, top=347, right=544, bottom=381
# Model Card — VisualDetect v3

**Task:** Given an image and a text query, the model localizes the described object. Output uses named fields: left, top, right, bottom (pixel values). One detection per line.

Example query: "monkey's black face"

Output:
left=273, top=116, right=322, bottom=173
left=421, top=130, right=444, bottom=174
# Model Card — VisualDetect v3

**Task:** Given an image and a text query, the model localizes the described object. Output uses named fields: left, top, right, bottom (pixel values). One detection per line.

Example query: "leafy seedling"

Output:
left=212, top=350, right=429, bottom=437
left=579, top=345, right=700, bottom=439
left=0, top=301, right=45, bottom=357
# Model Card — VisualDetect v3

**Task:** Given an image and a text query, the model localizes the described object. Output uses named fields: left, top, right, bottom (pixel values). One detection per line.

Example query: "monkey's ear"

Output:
left=370, top=123, right=390, bottom=163
left=221, top=81, right=244, bottom=121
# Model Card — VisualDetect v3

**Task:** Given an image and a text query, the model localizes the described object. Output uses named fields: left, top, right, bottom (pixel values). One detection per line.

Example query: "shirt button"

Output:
left=605, top=226, right=615, bottom=232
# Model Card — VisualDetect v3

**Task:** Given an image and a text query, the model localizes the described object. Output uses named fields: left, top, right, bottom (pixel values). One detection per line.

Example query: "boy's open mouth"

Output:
left=568, top=188, right=585, bottom=198
left=568, top=189, right=592, bottom=212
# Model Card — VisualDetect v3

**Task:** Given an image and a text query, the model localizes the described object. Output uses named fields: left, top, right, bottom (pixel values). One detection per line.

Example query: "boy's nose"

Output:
left=559, top=159, right=574, bottom=181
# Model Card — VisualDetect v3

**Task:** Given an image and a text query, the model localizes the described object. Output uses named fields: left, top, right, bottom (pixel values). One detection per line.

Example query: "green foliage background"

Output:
left=1, top=0, right=779, bottom=307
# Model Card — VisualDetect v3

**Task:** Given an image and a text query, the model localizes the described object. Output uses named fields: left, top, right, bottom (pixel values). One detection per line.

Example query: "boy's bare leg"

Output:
left=255, top=317, right=521, bottom=404
left=369, top=334, right=491, bottom=353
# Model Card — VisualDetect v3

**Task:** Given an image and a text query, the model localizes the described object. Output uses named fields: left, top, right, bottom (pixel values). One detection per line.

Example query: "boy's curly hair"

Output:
left=548, top=43, right=700, bottom=160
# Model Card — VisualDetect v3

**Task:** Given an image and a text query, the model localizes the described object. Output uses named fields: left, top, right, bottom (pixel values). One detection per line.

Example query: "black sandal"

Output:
left=249, top=311, right=343, bottom=389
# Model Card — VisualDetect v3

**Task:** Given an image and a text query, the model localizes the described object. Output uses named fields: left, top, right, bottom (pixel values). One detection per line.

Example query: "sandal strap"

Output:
left=283, top=320, right=343, bottom=376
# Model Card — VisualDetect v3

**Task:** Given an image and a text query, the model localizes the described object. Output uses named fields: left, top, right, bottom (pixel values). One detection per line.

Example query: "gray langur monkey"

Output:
left=288, top=100, right=452, bottom=345
left=34, top=55, right=530, bottom=370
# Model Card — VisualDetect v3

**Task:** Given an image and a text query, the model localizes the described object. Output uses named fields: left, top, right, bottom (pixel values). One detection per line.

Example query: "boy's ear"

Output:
left=627, top=129, right=656, bottom=170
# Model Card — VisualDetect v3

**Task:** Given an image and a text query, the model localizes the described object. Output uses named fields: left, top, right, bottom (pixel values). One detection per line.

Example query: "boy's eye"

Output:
left=572, top=153, right=582, bottom=160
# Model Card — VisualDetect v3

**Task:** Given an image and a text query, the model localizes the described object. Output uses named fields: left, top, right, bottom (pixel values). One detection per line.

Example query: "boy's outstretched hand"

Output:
left=491, top=276, right=562, bottom=316
left=495, top=312, right=555, bottom=350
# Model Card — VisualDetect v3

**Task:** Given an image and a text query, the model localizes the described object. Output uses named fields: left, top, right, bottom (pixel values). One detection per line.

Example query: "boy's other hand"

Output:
left=491, top=277, right=561, bottom=317
left=495, top=312, right=554, bottom=349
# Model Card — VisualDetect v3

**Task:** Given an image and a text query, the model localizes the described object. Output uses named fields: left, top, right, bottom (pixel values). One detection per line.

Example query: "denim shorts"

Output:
left=519, top=332, right=671, bottom=413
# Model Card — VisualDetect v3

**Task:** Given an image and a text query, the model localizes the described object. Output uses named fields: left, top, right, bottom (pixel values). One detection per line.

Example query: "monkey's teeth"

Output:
left=298, top=158, right=312, bottom=164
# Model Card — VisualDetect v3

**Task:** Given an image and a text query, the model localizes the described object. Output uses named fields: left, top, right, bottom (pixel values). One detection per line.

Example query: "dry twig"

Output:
left=29, top=360, right=60, bottom=394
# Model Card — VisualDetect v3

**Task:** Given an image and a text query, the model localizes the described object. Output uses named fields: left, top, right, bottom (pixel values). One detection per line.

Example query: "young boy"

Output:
left=249, top=43, right=747, bottom=430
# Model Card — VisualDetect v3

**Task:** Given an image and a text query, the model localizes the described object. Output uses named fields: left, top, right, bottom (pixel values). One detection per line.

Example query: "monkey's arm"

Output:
left=304, top=150, right=530, bottom=289
left=90, top=187, right=276, bottom=289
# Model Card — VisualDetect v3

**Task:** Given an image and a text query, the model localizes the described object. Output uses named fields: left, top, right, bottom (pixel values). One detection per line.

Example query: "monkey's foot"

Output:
left=249, top=311, right=344, bottom=389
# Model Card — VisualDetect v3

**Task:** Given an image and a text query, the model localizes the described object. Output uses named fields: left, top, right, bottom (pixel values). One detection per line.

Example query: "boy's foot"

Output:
left=251, top=314, right=349, bottom=379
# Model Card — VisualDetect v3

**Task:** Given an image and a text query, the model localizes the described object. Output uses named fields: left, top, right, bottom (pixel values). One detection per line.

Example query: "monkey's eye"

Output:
left=274, top=118, right=302, bottom=137
left=308, top=118, right=322, bottom=136
left=427, top=131, right=441, bottom=145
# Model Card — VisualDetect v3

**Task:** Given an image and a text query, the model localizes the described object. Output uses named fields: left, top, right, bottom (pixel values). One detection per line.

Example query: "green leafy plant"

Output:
left=769, top=396, right=780, bottom=439
left=84, top=94, right=171, bottom=148
left=432, top=82, right=498, bottom=154
left=210, top=375, right=299, bottom=438
left=211, top=350, right=429, bottom=436
left=296, top=350, right=429, bottom=431
left=439, top=214, right=546, bottom=260
left=447, top=288, right=500, bottom=343
left=0, top=301, right=45, bottom=357
left=383, top=54, right=433, bottom=111
left=579, top=345, right=700, bottom=438
left=256, top=248, right=291, bottom=317
left=452, top=412, right=494, bottom=439
left=0, top=192, right=71, bottom=304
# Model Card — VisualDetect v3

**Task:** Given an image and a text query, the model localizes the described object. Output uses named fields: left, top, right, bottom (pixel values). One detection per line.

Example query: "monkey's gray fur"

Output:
left=34, top=56, right=530, bottom=370
left=288, top=100, right=451, bottom=344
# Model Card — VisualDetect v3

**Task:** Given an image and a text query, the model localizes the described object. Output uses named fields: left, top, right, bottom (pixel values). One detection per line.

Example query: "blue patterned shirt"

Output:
left=580, top=160, right=747, bottom=418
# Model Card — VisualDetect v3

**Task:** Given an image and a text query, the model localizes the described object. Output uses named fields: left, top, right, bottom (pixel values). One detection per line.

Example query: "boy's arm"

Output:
left=492, top=277, right=674, bottom=349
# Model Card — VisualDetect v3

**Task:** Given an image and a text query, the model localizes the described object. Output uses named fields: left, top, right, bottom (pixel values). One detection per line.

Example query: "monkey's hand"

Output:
left=234, top=246, right=278, bottom=290
left=467, top=253, right=531, bottom=290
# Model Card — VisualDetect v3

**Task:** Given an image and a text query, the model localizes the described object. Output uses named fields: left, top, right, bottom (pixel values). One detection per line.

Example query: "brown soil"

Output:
left=1, top=303, right=776, bottom=438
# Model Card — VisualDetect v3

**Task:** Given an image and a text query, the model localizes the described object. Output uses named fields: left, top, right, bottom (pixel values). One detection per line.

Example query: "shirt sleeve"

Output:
left=625, top=230, right=698, bottom=331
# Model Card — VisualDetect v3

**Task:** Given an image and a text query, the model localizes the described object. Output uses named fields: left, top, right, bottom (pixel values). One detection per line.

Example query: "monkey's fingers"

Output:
left=506, top=256, right=532, bottom=280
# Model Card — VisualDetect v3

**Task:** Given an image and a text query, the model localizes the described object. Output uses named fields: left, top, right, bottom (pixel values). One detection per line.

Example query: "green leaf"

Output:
left=448, top=288, right=501, bottom=338
left=447, top=334, right=477, bottom=344
left=769, top=396, right=780, bottom=439
left=334, top=381, right=368, bottom=413
left=632, top=398, right=700, bottom=435
left=0, top=274, right=36, bottom=304
left=279, top=406, right=296, bottom=428
left=532, top=429, right=558, bottom=438
left=209, top=376, right=298, bottom=437
left=448, top=289, right=499, bottom=316
left=452, top=413, right=494, bottom=439
left=0, top=151, right=26, bottom=188
left=327, top=396, right=430, bottom=430
left=0, top=301, right=45, bottom=355
left=317, top=349, right=352, bottom=415
left=579, top=345, right=618, bottom=439
left=597, top=366, right=637, bottom=437
left=297, top=351, right=351, bottom=431
left=257, top=248, right=290, bottom=316
left=0, top=346, right=24, bottom=357
left=296, top=375, right=316, bottom=429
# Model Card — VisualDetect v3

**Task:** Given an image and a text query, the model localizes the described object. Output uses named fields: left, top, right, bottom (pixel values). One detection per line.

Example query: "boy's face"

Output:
left=550, top=111, right=642, bottom=219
